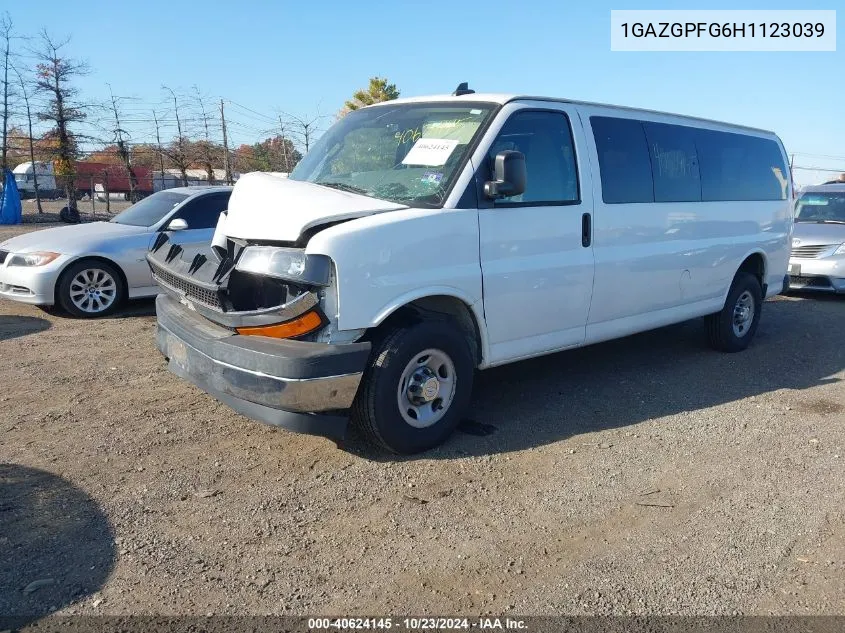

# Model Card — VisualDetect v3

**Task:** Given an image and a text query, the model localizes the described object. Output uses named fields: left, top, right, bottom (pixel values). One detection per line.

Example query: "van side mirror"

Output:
left=484, top=150, right=526, bottom=200
left=167, top=218, right=188, bottom=231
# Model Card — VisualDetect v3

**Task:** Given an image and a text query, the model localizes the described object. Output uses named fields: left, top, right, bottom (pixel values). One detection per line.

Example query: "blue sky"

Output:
left=4, top=0, right=842, bottom=185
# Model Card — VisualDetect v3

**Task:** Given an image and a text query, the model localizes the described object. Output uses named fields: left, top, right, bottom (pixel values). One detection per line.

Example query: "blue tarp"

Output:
left=0, top=168, right=22, bottom=224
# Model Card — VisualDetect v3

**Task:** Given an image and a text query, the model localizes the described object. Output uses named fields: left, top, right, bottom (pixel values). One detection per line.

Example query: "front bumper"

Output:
left=155, top=294, right=371, bottom=441
left=0, top=260, right=63, bottom=305
left=787, top=257, right=845, bottom=293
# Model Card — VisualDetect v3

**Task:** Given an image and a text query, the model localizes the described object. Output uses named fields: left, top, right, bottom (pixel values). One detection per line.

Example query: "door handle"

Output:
left=581, top=212, right=592, bottom=248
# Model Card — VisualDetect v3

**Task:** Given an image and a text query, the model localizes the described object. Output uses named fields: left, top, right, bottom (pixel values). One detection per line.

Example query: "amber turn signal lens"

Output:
left=236, top=310, right=323, bottom=339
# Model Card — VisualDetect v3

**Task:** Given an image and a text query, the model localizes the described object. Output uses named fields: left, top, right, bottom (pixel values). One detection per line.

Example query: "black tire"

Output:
left=56, top=259, right=126, bottom=318
left=705, top=272, right=762, bottom=352
left=352, top=320, right=475, bottom=454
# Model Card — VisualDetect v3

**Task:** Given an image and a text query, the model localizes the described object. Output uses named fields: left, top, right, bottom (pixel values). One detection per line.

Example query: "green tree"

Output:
left=340, top=77, right=399, bottom=117
left=232, top=136, right=301, bottom=173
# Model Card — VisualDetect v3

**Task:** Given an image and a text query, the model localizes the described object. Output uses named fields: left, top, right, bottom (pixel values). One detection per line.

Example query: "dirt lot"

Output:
left=1, top=215, right=844, bottom=620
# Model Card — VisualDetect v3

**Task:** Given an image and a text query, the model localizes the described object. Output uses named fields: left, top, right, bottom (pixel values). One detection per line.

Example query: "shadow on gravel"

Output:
left=111, top=298, right=156, bottom=319
left=0, top=315, right=51, bottom=342
left=346, top=297, right=845, bottom=460
left=0, top=464, right=115, bottom=627
left=45, top=298, right=157, bottom=321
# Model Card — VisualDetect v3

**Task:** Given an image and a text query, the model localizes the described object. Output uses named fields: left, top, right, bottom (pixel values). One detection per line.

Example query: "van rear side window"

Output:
left=590, top=116, right=788, bottom=204
left=696, top=129, right=788, bottom=201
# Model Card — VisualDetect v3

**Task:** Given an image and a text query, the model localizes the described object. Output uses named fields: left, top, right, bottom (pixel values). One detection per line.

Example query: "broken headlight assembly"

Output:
left=234, top=246, right=331, bottom=286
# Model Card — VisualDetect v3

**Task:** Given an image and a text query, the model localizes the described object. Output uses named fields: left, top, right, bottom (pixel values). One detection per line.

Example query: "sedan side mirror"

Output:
left=167, top=218, right=189, bottom=231
left=484, top=150, right=526, bottom=200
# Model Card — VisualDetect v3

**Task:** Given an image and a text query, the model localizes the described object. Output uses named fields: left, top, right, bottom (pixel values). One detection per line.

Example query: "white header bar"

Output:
left=611, top=10, right=836, bottom=51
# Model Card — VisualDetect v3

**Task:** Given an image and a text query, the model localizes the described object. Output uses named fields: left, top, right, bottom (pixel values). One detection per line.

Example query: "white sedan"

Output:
left=0, top=186, right=231, bottom=317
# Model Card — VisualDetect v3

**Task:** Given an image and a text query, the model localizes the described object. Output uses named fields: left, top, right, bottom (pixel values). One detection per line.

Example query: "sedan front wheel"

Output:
left=57, top=259, right=126, bottom=318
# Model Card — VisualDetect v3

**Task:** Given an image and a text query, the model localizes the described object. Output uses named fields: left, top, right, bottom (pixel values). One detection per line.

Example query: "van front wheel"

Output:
left=706, top=272, right=762, bottom=352
left=352, top=320, right=474, bottom=454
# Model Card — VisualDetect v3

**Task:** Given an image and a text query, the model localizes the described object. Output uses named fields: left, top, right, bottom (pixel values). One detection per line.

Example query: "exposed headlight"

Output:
left=235, top=246, right=331, bottom=286
left=834, top=243, right=845, bottom=255
left=7, top=251, right=61, bottom=267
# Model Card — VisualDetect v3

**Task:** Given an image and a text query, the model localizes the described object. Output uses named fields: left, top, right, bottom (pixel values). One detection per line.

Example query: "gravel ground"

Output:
left=1, top=218, right=843, bottom=620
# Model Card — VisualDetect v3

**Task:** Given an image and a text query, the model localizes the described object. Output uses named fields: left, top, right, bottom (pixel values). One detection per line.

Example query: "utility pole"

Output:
left=1, top=16, right=12, bottom=171
left=153, top=109, right=166, bottom=191
left=278, top=115, right=291, bottom=173
left=221, top=99, right=233, bottom=185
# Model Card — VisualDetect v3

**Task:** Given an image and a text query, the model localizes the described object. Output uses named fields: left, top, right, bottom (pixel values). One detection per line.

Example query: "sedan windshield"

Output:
left=289, top=102, right=495, bottom=208
left=110, top=191, right=189, bottom=227
left=795, top=191, right=845, bottom=223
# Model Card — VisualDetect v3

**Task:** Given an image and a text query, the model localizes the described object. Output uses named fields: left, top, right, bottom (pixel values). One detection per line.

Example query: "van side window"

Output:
left=696, top=130, right=788, bottom=201
left=643, top=122, right=701, bottom=202
left=488, top=110, right=579, bottom=205
left=590, top=116, right=654, bottom=204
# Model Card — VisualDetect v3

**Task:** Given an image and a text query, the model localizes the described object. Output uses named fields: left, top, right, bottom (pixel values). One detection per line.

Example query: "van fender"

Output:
left=720, top=248, right=768, bottom=305
left=370, top=287, right=491, bottom=368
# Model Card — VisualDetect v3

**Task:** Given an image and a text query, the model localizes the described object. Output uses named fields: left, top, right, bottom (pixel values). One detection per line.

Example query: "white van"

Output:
left=148, top=87, right=793, bottom=454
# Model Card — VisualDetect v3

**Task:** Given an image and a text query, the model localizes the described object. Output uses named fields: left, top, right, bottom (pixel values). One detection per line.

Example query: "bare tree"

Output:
left=284, top=112, right=324, bottom=154
left=12, top=63, right=42, bottom=212
left=162, top=85, right=189, bottom=186
left=1, top=13, right=13, bottom=171
left=106, top=84, right=138, bottom=202
left=33, top=31, right=89, bottom=220
left=193, top=85, right=215, bottom=184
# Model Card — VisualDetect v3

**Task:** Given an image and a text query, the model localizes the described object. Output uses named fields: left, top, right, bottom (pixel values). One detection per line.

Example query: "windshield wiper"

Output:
left=798, top=219, right=845, bottom=224
left=316, top=181, right=369, bottom=196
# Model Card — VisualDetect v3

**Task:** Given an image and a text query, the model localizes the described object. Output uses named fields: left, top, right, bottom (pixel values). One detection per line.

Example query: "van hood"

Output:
left=220, top=172, right=408, bottom=242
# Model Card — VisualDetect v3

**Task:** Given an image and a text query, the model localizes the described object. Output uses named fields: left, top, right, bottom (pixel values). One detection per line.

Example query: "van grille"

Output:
left=791, top=244, right=836, bottom=259
left=149, top=260, right=222, bottom=310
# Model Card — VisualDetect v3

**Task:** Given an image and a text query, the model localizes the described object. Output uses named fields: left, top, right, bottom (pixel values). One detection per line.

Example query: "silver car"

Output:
left=0, top=186, right=232, bottom=317
left=788, top=183, right=845, bottom=293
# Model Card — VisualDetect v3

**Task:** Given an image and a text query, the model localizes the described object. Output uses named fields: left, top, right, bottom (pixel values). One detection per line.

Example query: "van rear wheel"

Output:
left=352, top=320, right=474, bottom=454
left=706, top=272, right=762, bottom=352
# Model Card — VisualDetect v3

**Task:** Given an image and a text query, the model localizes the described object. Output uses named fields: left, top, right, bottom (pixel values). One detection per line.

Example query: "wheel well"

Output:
left=56, top=256, right=127, bottom=301
left=375, top=295, right=483, bottom=366
left=738, top=253, right=766, bottom=286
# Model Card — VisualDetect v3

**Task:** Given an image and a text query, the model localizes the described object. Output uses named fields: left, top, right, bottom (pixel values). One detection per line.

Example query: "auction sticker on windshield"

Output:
left=402, top=138, right=459, bottom=166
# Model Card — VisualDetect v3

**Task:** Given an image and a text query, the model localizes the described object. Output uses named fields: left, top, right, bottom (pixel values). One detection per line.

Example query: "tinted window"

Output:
left=696, top=130, right=788, bottom=201
left=487, top=110, right=579, bottom=204
left=591, top=116, right=654, bottom=204
left=643, top=122, right=701, bottom=202
left=172, top=192, right=231, bottom=229
left=110, top=191, right=189, bottom=227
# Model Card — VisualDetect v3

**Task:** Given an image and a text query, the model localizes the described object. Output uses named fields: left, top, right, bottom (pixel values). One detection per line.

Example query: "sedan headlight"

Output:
left=834, top=243, right=845, bottom=255
left=235, top=246, right=331, bottom=286
left=7, top=251, right=61, bottom=267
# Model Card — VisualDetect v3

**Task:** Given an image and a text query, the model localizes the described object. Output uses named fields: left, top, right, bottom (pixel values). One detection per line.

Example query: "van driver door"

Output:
left=476, top=103, right=595, bottom=365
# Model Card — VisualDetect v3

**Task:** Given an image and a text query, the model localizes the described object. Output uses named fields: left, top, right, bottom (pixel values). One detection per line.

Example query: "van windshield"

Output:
left=795, top=191, right=845, bottom=223
left=289, top=103, right=495, bottom=208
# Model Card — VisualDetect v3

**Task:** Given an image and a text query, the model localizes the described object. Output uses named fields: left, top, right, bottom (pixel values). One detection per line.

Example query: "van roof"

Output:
left=378, top=93, right=777, bottom=136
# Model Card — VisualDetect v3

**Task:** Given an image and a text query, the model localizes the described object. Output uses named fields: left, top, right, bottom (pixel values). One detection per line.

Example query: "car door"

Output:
left=478, top=105, right=595, bottom=364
